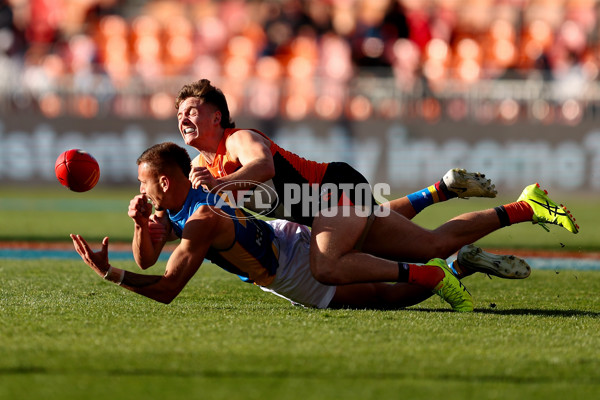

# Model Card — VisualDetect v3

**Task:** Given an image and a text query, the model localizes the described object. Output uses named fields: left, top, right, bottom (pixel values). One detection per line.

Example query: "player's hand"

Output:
left=189, top=166, right=219, bottom=190
left=128, top=194, right=152, bottom=225
left=70, top=234, right=110, bottom=278
left=148, top=214, right=169, bottom=243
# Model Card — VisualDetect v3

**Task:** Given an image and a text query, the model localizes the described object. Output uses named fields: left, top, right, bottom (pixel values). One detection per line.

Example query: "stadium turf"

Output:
left=1, top=259, right=599, bottom=400
left=2, top=186, right=599, bottom=399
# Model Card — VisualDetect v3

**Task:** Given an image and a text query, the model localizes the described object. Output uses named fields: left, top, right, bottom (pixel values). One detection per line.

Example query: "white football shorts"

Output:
left=260, top=220, right=336, bottom=309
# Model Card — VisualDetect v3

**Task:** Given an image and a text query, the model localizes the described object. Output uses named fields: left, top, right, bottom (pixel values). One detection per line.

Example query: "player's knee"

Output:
left=423, top=235, right=455, bottom=260
left=310, top=257, right=340, bottom=285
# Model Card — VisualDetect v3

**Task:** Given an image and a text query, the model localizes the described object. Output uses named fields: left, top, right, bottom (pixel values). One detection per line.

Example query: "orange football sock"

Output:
left=495, top=201, right=534, bottom=227
left=407, top=264, right=445, bottom=290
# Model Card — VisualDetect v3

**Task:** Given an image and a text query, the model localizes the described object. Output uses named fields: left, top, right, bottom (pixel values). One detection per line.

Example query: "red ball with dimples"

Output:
left=55, top=149, right=100, bottom=192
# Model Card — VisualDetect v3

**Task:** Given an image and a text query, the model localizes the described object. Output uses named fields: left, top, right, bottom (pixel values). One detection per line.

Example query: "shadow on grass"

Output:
left=0, top=365, right=592, bottom=385
left=3, top=366, right=600, bottom=388
left=476, top=308, right=600, bottom=317
left=411, top=307, right=600, bottom=317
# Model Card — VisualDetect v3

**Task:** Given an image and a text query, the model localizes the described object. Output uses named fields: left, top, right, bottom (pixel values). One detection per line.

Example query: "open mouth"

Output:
left=183, top=127, right=196, bottom=134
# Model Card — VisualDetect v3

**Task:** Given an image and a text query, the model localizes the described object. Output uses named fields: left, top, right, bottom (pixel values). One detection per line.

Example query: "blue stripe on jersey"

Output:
left=167, top=188, right=279, bottom=285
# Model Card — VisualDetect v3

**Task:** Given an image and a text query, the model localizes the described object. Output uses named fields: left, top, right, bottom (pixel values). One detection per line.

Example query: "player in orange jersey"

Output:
left=174, top=79, right=578, bottom=292
left=176, top=80, right=497, bottom=226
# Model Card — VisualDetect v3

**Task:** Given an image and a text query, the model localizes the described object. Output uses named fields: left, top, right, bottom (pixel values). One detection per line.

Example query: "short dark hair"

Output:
left=175, top=79, right=236, bottom=129
left=137, top=142, right=192, bottom=177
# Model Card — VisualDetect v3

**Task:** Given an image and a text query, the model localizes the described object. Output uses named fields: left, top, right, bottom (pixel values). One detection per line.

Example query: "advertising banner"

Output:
left=1, top=116, right=598, bottom=192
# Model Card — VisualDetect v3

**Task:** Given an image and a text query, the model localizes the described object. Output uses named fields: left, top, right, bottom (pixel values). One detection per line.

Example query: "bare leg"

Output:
left=310, top=206, right=502, bottom=285
left=380, top=197, right=418, bottom=219
left=362, top=208, right=502, bottom=263
left=309, top=211, right=400, bottom=284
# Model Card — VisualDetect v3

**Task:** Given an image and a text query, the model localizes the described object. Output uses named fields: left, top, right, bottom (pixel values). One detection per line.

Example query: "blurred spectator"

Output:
left=0, top=0, right=599, bottom=124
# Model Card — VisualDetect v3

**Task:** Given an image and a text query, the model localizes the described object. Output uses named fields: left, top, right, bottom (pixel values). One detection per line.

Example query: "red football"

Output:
left=55, top=149, right=100, bottom=192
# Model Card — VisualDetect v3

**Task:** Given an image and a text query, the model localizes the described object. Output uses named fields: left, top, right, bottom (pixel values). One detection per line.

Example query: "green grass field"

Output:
left=1, top=186, right=599, bottom=399
left=1, top=260, right=599, bottom=400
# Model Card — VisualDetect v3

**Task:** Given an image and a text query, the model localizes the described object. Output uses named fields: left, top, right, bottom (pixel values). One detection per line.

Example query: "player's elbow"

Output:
left=262, top=161, right=275, bottom=180
left=157, top=294, right=176, bottom=304
left=134, top=254, right=158, bottom=270
left=153, top=288, right=179, bottom=304
left=157, top=279, right=184, bottom=304
left=136, top=262, right=153, bottom=271
left=138, top=262, right=154, bottom=270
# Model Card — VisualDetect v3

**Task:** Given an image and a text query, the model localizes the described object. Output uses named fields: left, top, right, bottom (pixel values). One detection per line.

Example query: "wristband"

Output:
left=115, top=269, right=125, bottom=285
left=103, top=265, right=113, bottom=280
left=103, top=265, right=125, bottom=285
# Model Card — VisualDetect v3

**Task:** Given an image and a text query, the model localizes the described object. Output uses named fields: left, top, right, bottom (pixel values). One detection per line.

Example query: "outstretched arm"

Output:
left=71, top=234, right=208, bottom=304
left=71, top=207, right=227, bottom=304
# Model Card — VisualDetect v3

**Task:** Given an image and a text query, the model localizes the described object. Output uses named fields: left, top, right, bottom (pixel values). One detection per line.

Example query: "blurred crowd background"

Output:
left=1, top=0, right=600, bottom=124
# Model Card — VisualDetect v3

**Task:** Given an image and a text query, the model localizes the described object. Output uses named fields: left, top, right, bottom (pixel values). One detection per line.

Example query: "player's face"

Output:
left=138, top=163, right=165, bottom=211
left=177, top=97, right=221, bottom=147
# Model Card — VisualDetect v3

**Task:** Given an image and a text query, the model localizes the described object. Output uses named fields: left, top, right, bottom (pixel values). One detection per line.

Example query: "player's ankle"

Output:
left=450, top=260, right=470, bottom=279
left=407, top=264, right=445, bottom=289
